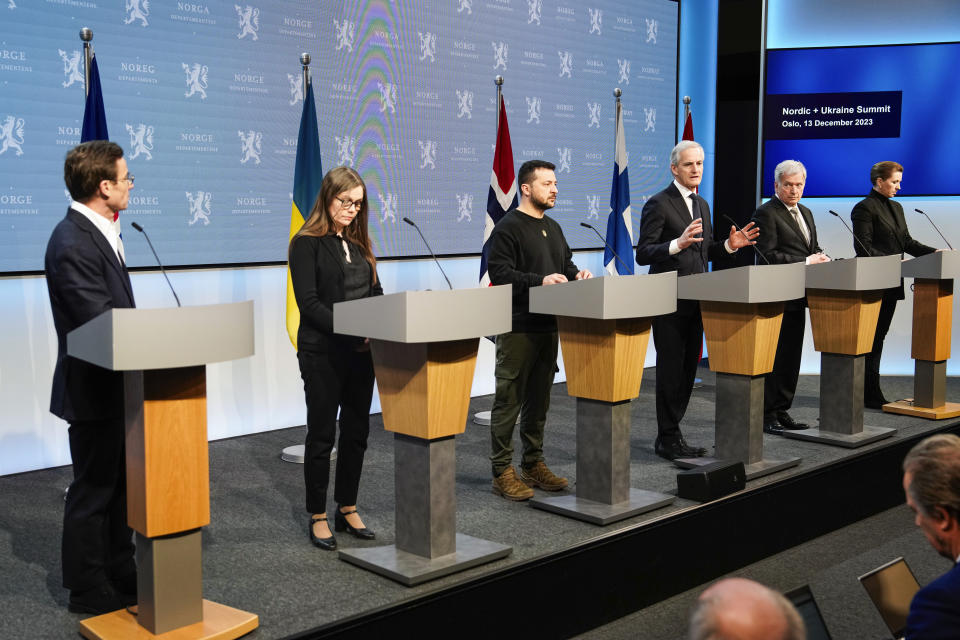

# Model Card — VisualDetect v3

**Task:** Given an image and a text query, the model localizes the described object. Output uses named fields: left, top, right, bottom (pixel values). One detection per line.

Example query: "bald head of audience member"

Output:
left=689, top=578, right=806, bottom=640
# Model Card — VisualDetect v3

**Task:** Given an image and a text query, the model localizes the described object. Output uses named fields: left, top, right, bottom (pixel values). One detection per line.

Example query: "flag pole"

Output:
left=300, top=52, right=311, bottom=98
left=475, top=74, right=508, bottom=427
left=282, top=51, right=334, bottom=465
left=614, top=86, right=622, bottom=128
left=80, top=28, right=93, bottom=98
left=494, top=75, right=503, bottom=135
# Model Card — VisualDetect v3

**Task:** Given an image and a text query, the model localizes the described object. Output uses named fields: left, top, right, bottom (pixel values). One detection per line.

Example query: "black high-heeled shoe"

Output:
left=309, top=515, right=337, bottom=550
left=335, top=508, right=375, bottom=540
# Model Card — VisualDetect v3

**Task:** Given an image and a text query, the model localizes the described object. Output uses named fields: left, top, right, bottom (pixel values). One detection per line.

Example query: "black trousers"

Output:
left=652, top=300, right=702, bottom=442
left=763, top=303, right=805, bottom=421
left=62, top=418, right=136, bottom=591
left=298, top=345, right=375, bottom=515
left=865, top=292, right=898, bottom=401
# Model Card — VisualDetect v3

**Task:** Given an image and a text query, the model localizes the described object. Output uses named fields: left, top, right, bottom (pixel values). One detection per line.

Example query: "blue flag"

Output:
left=605, top=100, right=634, bottom=275
left=80, top=55, right=108, bottom=142
left=285, top=80, right=324, bottom=347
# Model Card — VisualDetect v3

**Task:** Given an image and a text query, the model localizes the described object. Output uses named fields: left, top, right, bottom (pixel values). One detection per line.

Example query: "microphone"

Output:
left=828, top=210, right=870, bottom=257
left=914, top=208, right=954, bottom=250
left=723, top=214, right=769, bottom=265
left=579, top=221, right=632, bottom=274
left=130, top=222, right=181, bottom=307
left=402, top=217, right=452, bottom=290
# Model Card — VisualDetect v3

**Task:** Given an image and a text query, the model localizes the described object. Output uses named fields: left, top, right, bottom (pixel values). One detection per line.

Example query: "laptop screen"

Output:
left=858, top=557, right=921, bottom=638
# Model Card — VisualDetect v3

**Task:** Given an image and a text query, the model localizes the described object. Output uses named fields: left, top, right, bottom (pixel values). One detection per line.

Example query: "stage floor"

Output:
left=1, top=369, right=955, bottom=639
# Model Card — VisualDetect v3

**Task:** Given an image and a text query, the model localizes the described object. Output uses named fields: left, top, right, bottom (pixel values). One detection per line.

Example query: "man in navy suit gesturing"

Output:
left=635, top=140, right=758, bottom=461
left=903, top=434, right=960, bottom=640
left=45, top=140, right=137, bottom=614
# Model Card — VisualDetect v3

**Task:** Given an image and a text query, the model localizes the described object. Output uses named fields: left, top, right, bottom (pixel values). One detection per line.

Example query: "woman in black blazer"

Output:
left=851, top=161, right=936, bottom=408
left=289, top=166, right=383, bottom=550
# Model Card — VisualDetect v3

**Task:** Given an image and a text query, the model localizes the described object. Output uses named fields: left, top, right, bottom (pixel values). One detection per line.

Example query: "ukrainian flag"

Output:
left=285, top=79, right=323, bottom=348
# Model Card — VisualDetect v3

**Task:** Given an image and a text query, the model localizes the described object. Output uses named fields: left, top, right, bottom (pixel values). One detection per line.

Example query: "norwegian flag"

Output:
left=479, top=94, right=517, bottom=286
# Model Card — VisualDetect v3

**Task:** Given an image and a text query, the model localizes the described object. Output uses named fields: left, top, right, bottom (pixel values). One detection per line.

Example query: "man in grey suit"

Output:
left=751, top=160, right=829, bottom=435
left=46, top=140, right=137, bottom=614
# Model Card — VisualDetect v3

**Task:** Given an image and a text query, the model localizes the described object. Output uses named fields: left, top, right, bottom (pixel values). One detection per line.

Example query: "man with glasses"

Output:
left=45, top=140, right=137, bottom=615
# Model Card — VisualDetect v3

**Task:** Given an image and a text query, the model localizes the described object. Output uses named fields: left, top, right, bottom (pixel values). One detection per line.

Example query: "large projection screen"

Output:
left=760, top=41, right=960, bottom=198
left=1, top=0, right=678, bottom=272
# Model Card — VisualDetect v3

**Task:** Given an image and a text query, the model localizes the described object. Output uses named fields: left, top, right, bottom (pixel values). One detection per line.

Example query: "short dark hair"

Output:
left=870, top=161, right=903, bottom=185
left=64, top=141, right=125, bottom=202
left=517, top=160, right=556, bottom=188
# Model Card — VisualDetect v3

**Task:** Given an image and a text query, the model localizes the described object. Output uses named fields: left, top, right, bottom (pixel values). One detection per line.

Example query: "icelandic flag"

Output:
left=285, top=78, right=324, bottom=348
left=604, top=99, right=634, bottom=275
left=479, top=94, right=517, bottom=286
left=80, top=54, right=108, bottom=143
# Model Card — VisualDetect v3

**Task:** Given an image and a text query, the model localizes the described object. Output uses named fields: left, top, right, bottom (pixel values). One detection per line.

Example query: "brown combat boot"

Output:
left=519, top=461, right=568, bottom=491
left=492, top=467, right=534, bottom=501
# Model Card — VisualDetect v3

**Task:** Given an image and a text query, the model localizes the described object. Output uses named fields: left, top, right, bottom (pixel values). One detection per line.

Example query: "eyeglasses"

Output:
left=335, top=197, right=361, bottom=211
left=110, top=174, right=135, bottom=186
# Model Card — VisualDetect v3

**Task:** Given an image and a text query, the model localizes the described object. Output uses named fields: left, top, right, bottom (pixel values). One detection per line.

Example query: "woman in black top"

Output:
left=851, top=161, right=936, bottom=408
left=289, top=166, right=382, bottom=549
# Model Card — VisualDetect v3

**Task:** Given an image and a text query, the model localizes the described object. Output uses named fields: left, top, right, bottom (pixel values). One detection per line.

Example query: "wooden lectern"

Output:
left=784, top=256, right=901, bottom=447
left=677, top=263, right=805, bottom=480
left=526, top=273, right=677, bottom=525
left=66, top=302, right=258, bottom=640
left=333, top=286, right=512, bottom=586
left=885, top=251, right=960, bottom=419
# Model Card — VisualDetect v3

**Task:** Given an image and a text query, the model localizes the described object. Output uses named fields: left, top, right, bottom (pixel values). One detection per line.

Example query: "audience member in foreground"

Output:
left=689, top=577, right=805, bottom=640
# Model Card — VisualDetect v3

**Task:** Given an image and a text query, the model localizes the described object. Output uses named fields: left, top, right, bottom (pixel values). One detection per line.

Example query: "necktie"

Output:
left=689, top=193, right=706, bottom=272
left=790, top=206, right=810, bottom=246
left=689, top=193, right=700, bottom=220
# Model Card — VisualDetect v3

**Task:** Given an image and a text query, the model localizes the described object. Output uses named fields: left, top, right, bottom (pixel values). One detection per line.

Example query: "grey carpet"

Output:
left=0, top=370, right=954, bottom=639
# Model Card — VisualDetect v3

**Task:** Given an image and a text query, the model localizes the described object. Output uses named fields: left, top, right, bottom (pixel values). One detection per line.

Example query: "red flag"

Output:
left=682, top=110, right=694, bottom=141
left=479, top=94, right=517, bottom=285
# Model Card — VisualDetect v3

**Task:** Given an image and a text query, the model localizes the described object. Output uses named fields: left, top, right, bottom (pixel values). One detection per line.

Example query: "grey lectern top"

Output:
left=333, top=285, right=512, bottom=343
left=528, top=272, right=677, bottom=319
left=805, top=255, right=901, bottom=290
left=901, top=250, right=960, bottom=280
left=67, top=301, right=254, bottom=371
left=678, top=263, right=805, bottom=303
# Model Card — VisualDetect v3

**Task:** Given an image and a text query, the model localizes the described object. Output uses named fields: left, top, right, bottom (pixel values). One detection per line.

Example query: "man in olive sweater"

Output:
left=486, top=159, right=592, bottom=500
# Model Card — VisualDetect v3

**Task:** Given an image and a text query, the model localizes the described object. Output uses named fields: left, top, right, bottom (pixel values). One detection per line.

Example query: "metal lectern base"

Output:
left=782, top=425, right=896, bottom=448
left=674, top=455, right=800, bottom=481
left=280, top=444, right=336, bottom=464
left=529, top=488, right=675, bottom=526
left=338, top=533, right=511, bottom=586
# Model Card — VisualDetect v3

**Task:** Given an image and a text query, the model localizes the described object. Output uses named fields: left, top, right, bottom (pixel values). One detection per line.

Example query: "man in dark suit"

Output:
left=751, top=160, right=829, bottom=435
left=45, top=140, right=137, bottom=614
left=852, top=161, right=937, bottom=408
left=635, top=141, right=758, bottom=461
left=902, top=434, right=960, bottom=639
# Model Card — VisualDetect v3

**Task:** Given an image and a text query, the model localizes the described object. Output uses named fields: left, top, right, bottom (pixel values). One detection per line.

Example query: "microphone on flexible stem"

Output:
left=130, top=222, right=181, bottom=307
left=828, top=210, right=870, bottom=257
left=914, top=208, right=954, bottom=250
left=579, top=221, right=632, bottom=274
left=722, top=214, right=769, bottom=265
left=402, top=217, right=453, bottom=290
